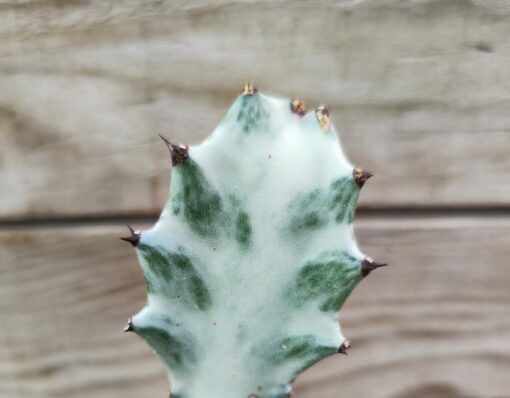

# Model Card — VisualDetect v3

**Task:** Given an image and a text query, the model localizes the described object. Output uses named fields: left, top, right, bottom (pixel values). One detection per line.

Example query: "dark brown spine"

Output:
left=159, top=134, right=189, bottom=166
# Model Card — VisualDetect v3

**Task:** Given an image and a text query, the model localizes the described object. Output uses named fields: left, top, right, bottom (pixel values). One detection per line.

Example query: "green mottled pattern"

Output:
left=256, top=386, right=291, bottom=398
left=287, top=177, right=359, bottom=234
left=138, top=244, right=173, bottom=286
left=291, top=251, right=362, bottom=312
left=236, top=94, right=270, bottom=133
left=265, top=335, right=336, bottom=376
left=287, top=189, right=326, bottom=233
left=273, top=335, right=335, bottom=362
left=329, top=178, right=360, bottom=224
left=137, top=244, right=212, bottom=310
left=135, top=325, right=196, bottom=373
left=234, top=210, right=252, bottom=249
left=170, top=159, right=223, bottom=237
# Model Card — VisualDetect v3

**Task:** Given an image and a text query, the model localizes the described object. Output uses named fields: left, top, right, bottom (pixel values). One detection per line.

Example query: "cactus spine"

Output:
left=122, top=83, right=387, bottom=398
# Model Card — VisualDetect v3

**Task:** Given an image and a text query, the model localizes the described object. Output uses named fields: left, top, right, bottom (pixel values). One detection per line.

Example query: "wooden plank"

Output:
left=1, top=216, right=509, bottom=397
left=1, top=0, right=510, bottom=219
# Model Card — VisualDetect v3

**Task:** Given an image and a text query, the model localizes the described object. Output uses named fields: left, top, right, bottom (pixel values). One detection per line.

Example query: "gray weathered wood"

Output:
left=1, top=0, right=510, bottom=219
left=1, top=217, right=509, bottom=398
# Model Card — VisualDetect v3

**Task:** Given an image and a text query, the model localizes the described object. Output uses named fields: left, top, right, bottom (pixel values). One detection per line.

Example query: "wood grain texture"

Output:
left=1, top=217, right=509, bottom=398
left=1, top=0, right=510, bottom=219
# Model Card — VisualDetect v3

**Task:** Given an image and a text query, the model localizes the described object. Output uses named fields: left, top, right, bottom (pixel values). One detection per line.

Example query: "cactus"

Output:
left=122, top=83, right=387, bottom=398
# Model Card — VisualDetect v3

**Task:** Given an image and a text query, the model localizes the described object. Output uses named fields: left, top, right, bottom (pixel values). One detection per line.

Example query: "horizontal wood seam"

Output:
left=1, top=206, right=509, bottom=230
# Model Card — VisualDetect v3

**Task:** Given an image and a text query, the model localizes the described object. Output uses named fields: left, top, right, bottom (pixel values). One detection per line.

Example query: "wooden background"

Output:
left=1, top=0, right=509, bottom=397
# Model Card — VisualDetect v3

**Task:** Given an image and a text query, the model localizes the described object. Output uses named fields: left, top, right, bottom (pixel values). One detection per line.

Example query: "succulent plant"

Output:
left=122, top=83, right=387, bottom=398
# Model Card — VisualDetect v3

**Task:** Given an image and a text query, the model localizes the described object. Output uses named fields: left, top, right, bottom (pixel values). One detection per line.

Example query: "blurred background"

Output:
left=1, top=0, right=509, bottom=397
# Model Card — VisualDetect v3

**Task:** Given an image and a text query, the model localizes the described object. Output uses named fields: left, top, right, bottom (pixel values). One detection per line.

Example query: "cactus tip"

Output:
left=315, top=105, right=330, bottom=132
left=124, top=88, right=388, bottom=397
left=337, top=340, right=351, bottom=355
left=290, top=99, right=307, bottom=116
left=353, top=168, right=374, bottom=188
left=159, top=134, right=189, bottom=166
left=120, top=225, right=140, bottom=247
left=242, top=82, right=257, bottom=96
left=361, top=257, right=388, bottom=277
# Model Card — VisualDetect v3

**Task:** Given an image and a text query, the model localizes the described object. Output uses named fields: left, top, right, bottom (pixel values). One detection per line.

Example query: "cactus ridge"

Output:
left=123, top=84, right=386, bottom=398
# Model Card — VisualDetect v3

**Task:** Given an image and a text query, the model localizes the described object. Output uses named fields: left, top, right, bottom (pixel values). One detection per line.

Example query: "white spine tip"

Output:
left=242, top=82, right=257, bottom=96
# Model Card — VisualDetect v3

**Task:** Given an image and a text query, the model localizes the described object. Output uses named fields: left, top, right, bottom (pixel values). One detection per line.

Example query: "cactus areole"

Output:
left=122, top=83, right=387, bottom=398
